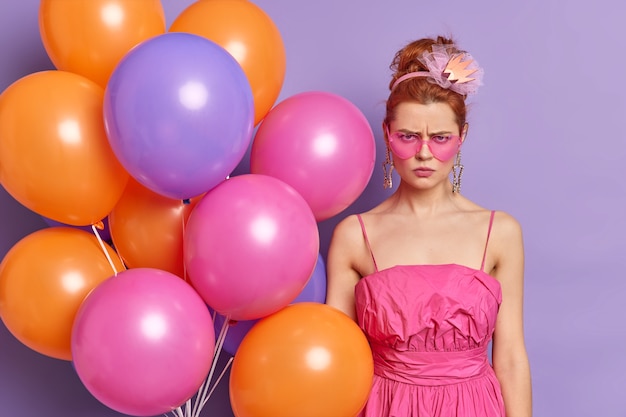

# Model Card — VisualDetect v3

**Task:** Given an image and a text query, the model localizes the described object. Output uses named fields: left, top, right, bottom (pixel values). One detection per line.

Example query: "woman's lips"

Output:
left=414, top=167, right=434, bottom=177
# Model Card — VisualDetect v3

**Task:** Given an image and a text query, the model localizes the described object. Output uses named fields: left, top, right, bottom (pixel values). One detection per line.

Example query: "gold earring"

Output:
left=383, top=146, right=394, bottom=189
left=452, top=150, right=463, bottom=193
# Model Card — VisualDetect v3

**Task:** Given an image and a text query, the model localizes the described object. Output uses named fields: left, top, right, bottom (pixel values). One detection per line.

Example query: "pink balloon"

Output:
left=250, top=91, right=376, bottom=221
left=71, top=268, right=215, bottom=417
left=184, top=174, right=319, bottom=321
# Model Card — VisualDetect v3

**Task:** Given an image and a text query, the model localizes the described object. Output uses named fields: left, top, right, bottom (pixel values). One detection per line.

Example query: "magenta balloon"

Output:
left=71, top=268, right=215, bottom=416
left=213, top=253, right=327, bottom=355
left=250, top=91, right=376, bottom=221
left=104, top=32, right=254, bottom=200
left=184, top=174, right=320, bottom=321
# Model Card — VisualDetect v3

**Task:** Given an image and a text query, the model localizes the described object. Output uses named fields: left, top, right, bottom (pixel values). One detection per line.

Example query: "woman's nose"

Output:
left=415, top=140, right=433, bottom=160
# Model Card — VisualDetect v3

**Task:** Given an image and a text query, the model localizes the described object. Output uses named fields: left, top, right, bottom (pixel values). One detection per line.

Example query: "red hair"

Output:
left=385, top=36, right=468, bottom=130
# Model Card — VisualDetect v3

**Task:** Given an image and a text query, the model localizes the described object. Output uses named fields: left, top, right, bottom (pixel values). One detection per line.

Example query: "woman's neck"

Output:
left=388, top=181, right=460, bottom=216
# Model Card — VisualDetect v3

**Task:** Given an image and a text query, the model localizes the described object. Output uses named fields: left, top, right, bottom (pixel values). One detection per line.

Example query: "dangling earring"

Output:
left=383, top=146, right=394, bottom=189
left=452, top=150, right=463, bottom=193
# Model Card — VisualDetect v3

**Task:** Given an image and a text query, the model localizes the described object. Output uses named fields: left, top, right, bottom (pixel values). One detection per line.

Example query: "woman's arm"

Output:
left=325, top=215, right=364, bottom=322
left=491, top=212, right=532, bottom=417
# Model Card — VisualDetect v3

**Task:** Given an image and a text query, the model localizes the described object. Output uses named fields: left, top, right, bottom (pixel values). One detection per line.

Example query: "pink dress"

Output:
left=354, top=212, right=505, bottom=417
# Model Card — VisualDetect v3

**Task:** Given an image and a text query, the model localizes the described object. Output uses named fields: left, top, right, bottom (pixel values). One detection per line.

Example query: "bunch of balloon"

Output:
left=1, top=1, right=264, bottom=416
left=250, top=91, right=377, bottom=222
left=169, top=0, right=286, bottom=126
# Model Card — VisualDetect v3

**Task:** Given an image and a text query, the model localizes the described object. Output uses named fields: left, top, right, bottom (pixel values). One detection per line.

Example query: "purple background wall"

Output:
left=2, top=1, right=625, bottom=416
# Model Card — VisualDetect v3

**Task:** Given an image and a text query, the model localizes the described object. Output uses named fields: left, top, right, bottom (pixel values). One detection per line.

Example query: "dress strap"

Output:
left=356, top=214, right=379, bottom=272
left=480, top=210, right=496, bottom=272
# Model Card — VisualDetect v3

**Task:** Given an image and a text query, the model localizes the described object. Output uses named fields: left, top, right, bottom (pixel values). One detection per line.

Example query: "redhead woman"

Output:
left=326, top=36, right=532, bottom=417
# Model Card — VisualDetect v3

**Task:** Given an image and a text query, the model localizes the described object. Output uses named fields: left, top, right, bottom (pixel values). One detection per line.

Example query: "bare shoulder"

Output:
left=491, top=210, right=523, bottom=243
left=329, top=214, right=364, bottom=249
left=328, top=211, right=379, bottom=275
left=327, top=214, right=367, bottom=268
left=455, top=197, right=521, bottom=238
left=489, top=210, right=524, bottom=276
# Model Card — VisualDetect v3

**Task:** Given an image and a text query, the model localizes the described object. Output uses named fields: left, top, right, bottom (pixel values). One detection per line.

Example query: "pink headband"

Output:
left=391, top=44, right=484, bottom=96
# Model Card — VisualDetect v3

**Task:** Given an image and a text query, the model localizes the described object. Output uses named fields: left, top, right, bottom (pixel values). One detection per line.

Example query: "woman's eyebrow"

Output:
left=396, top=128, right=421, bottom=134
left=396, top=128, right=454, bottom=136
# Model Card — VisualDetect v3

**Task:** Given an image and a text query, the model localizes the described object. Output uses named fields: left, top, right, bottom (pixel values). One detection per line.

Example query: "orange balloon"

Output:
left=109, top=179, right=201, bottom=278
left=0, top=227, right=125, bottom=361
left=229, top=302, right=374, bottom=417
left=0, top=70, right=129, bottom=226
left=39, top=0, right=166, bottom=87
left=170, top=0, right=286, bottom=125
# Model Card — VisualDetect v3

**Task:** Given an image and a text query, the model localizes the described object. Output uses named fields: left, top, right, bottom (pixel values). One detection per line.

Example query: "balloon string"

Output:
left=200, top=356, right=234, bottom=410
left=184, top=399, right=191, bottom=417
left=177, top=204, right=197, bottom=417
left=91, top=224, right=119, bottom=276
left=168, top=355, right=233, bottom=417
left=214, top=316, right=230, bottom=357
left=181, top=200, right=189, bottom=283
left=166, top=407, right=184, bottom=417
left=192, top=315, right=230, bottom=417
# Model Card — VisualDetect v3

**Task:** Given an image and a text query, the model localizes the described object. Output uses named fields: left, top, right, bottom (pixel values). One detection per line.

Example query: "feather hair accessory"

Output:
left=391, top=44, right=484, bottom=96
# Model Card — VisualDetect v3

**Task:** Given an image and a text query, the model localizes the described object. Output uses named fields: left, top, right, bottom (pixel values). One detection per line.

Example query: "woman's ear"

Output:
left=382, top=121, right=390, bottom=145
left=461, top=123, right=469, bottom=143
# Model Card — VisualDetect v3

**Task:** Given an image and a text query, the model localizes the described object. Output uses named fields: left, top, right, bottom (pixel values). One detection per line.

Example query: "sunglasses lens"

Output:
left=389, top=132, right=460, bottom=161
left=428, top=136, right=460, bottom=161
left=389, top=133, right=420, bottom=159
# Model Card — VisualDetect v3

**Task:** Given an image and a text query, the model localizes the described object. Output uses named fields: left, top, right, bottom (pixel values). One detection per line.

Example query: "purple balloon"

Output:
left=293, top=253, right=327, bottom=304
left=104, top=32, right=254, bottom=200
left=214, top=253, right=327, bottom=355
left=71, top=268, right=215, bottom=416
